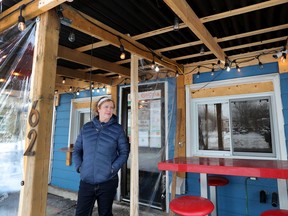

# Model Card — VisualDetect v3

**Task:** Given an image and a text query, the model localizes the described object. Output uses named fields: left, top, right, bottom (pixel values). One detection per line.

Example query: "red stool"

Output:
left=169, top=195, right=214, bottom=216
left=261, top=209, right=288, bottom=216
left=208, top=176, right=229, bottom=216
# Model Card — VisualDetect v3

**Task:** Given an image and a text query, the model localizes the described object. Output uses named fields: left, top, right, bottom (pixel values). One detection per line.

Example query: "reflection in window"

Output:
left=198, top=102, right=230, bottom=151
left=231, top=98, right=272, bottom=154
left=197, top=96, right=274, bottom=157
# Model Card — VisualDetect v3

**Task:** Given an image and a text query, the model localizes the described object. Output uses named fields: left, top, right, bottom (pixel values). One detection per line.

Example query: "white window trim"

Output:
left=186, top=74, right=287, bottom=160
left=68, top=96, right=107, bottom=147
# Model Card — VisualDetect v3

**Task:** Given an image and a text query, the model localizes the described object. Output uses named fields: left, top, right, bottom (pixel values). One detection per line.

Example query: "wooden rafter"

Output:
left=0, top=0, right=66, bottom=32
left=184, top=46, right=282, bottom=73
left=75, top=0, right=286, bottom=53
left=56, top=66, right=112, bottom=85
left=173, top=36, right=287, bottom=61
left=163, top=0, right=226, bottom=61
left=61, top=4, right=183, bottom=73
left=58, top=46, right=131, bottom=77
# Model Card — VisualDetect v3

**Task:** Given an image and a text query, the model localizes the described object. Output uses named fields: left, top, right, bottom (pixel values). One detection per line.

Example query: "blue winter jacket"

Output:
left=73, top=114, right=129, bottom=184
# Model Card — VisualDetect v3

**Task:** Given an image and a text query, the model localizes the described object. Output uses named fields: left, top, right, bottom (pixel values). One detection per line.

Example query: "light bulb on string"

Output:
left=173, top=16, right=179, bottom=31
left=18, top=5, right=26, bottom=32
left=120, top=45, right=126, bottom=59
left=68, top=32, right=75, bottom=42
left=236, top=64, right=241, bottom=72
left=155, top=65, right=160, bottom=72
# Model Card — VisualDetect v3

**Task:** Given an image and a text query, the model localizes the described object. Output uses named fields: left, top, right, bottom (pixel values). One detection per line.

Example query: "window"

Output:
left=193, top=94, right=276, bottom=158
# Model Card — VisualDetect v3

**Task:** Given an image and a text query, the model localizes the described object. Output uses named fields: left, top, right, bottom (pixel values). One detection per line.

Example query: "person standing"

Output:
left=73, top=96, right=130, bottom=216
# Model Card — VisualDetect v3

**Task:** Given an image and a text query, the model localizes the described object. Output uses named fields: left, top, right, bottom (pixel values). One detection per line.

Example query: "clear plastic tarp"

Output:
left=0, top=21, right=35, bottom=215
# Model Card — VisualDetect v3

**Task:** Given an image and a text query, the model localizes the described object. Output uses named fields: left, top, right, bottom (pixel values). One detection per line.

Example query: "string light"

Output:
left=155, top=65, right=160, bottom=72
left=236, top=64, right=241, bottom=72
left=54, top=90, right=58, bottom=94
left=200, top=46, right=205, bottom=55
left=173, top=16, right=179, bottom=31
left=18, top=4, right=26, bottom=32
left=76, top=90, right=80, bottom=95
left=68, top=31, right=75, bottom=42
left=62, top=77, right=66, bottom=84
left=281, top=52, right=286, bottom=63
left=255, top=56, right=263, bottom=69
left=196, top=66, right=201, bottom=78
left=69, top=86, right=72, bottom=91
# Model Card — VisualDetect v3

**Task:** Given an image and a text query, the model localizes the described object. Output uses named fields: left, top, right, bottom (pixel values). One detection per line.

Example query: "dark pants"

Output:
left=75, top=176, right=119, bottom=216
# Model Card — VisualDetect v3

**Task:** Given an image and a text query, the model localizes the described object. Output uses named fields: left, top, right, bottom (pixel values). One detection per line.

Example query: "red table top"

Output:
left=158, top=157, right=288, bottom=179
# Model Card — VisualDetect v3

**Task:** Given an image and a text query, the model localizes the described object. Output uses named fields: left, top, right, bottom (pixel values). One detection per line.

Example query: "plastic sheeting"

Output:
left=0, top=21, right=35, bottom=214
left=119, top=79, right=177, bottom=211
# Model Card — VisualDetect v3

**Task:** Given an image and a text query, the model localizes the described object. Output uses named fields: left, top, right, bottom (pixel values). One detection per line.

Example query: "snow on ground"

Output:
left=206, top=131, right=270, bottom=150
left=0, top=141, right=24, bottom=193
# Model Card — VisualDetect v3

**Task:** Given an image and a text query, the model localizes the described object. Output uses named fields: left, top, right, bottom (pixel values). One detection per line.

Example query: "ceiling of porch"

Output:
left=1, top=0, right=288, bottom=93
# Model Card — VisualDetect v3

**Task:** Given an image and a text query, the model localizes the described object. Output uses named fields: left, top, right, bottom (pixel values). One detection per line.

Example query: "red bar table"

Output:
left=158, top=157, right=288, bottom=210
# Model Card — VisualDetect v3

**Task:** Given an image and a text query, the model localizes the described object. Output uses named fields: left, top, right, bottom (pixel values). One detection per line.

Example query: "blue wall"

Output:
left=50, top=89, right=107, bottom=192
left=181, top=62, right=286, bottom=216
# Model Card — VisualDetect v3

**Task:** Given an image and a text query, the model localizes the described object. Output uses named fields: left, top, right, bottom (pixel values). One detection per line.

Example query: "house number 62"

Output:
left=24, top=100, right=40, bottom=156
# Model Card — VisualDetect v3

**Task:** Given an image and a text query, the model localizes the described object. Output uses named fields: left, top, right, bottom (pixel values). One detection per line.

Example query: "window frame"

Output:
left=186, top=74, right=286, bottom=160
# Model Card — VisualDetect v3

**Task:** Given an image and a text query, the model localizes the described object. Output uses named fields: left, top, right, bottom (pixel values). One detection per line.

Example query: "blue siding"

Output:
left=280, top=73, right=288, bottom=160
left=50, top=89, right=108, bottom=191
left=184, top=62, right=286, bottom=215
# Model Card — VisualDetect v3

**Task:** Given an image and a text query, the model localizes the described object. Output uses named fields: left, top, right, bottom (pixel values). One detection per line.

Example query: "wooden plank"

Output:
left=191, top=81, right=274, bottom=98
left=18, top=10, right=59, bottom=216
left=61, top=4, right=182, bottom=73
left=173, top=36, right=287, bottom=61
left=58, top=46, right=131, bottom=77
left=184, top=46, right=282, bottom=73
left=163, top=0, right=226, bottom=61
left=176, top=75, right=186, bottom=178
left=110, top=86, right=118, bottom=114
left=56, top=65, right=112, bottom=85
left=130, top=54, right=139, bottom=216
left=201, top=0, right=288, bottom=23
left=0, top=0, right=66, bottom=32
left=279, top=60, right=288, bottom=73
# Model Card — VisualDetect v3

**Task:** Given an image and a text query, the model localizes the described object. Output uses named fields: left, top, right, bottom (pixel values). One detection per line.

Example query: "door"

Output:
left=119, top=82, right=167, bottom=210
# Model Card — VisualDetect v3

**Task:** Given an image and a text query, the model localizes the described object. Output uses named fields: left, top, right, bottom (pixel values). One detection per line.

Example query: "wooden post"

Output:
left=111, top=85, right=118, bottom=113
left=18, top=10, right=59, bottom=216
left=130, top=54, right=139, bottom=216
left=169, top=75, right=186, bottom=216
left=176, top=75, right=186, bottom=170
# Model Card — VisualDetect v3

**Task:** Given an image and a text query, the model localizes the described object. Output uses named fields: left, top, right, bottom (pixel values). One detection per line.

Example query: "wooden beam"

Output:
left=0, top=0, right=66, bottom=32
left=130, top=54, right=139, bottom=216
left=173, top=36, right=287, bottom=61
left=61, top=4, right=182, bottom=73
left=184, top=46, right=282, bottom=71
left=57, top=66, right=113, bottom=85
left=163, top=0, right=226, bottom=61
left=58, top=46, right=131, bottom=77
left=18, top=10, right=59, bottom=216
left=75, top=0, right=286, bottom=52
left=191, top=81, right=274, bottom=98
left=158, top=24, right=288, bottom=54
left=201, top=0, right=287, bottom=23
